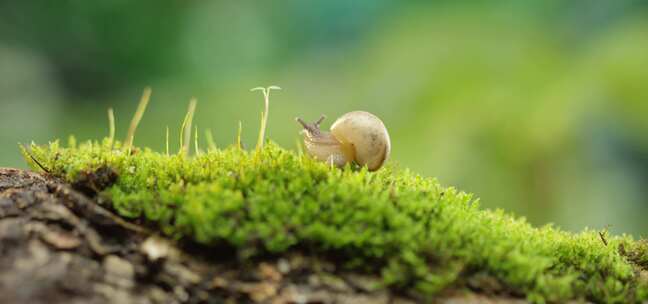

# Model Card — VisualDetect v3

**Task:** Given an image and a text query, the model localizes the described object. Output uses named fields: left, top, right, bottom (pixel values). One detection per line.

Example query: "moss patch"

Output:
left=22, top=139, right=648, bottom=303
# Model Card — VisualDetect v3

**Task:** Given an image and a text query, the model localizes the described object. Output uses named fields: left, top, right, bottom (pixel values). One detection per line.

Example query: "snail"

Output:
left=296, top=111, right=391, bottom=171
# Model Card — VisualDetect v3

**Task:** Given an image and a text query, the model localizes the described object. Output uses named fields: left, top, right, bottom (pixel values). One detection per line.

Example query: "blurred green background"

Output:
left=1, top=1, right=647, bottom=235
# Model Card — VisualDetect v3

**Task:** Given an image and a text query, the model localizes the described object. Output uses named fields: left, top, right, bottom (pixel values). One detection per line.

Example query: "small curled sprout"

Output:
left=251, top=86, right=281, bottom=150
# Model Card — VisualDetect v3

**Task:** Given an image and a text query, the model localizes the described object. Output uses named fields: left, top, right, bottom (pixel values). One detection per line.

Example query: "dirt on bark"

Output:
left=0, top=168, right=529, bottom=304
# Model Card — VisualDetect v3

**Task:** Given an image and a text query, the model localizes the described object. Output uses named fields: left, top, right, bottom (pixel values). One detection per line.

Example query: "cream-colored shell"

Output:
left=330, top=111, right=391, bottom=171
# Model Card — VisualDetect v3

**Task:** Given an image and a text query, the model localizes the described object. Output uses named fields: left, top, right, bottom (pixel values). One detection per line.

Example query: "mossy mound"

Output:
left=23, top=139, right=648, bottom=303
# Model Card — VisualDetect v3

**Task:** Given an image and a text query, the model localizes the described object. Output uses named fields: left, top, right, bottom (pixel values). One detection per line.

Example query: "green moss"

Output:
left=22, top=139, right=648, bottom=303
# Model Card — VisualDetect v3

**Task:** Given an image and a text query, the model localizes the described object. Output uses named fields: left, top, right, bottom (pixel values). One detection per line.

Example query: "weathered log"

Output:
left=0, top=168, right=527, bottom=304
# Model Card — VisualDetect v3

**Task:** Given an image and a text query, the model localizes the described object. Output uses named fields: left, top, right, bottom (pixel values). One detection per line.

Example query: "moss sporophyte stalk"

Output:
left=19, top=87, right=648, bottom=303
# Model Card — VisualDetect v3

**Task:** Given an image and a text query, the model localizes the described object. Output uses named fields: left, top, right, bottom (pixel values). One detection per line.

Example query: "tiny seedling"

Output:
left=251, top=85, right=281, bottom=151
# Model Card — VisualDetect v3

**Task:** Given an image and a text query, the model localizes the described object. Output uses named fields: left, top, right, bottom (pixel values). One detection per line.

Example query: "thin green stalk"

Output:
left=179, top=99, right=197, bottom=156
left=237, top=121, right=243, bottom=150
left=194, top=126, right=200, bottom=156
left=250, top=86, right=280, bottom=151
left=205, top=129, right=217, bottom=151
left=124, top=87, right=152, bottom=153
left=165, top=126, right=170, bottom=156
left=107, top=108, right=115, bottom=149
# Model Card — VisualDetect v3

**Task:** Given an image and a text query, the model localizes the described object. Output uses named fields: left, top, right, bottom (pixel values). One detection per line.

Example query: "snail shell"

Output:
left=296, top=111, right=391, bottom=171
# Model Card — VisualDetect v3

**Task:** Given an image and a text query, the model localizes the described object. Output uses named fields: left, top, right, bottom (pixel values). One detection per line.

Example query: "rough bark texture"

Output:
left=0, top=168, right=527, bottom=304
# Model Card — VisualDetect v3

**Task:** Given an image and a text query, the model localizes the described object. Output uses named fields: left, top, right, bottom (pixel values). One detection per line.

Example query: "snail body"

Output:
left=296, top=111, right=391, bottom=171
